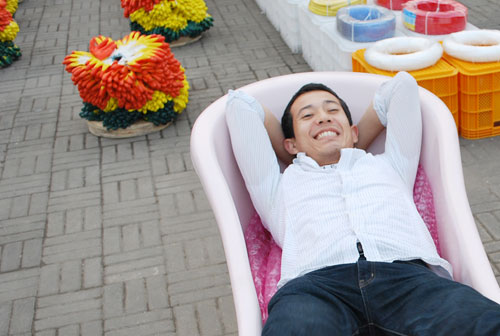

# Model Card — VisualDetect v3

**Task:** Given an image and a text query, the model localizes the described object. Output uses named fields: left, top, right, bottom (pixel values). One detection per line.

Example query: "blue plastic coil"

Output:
left=336, top=5, right=396, bottom=42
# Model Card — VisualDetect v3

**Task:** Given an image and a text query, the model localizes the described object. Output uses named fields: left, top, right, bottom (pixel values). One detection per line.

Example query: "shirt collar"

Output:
left=293, top=148, right=367, bottom=171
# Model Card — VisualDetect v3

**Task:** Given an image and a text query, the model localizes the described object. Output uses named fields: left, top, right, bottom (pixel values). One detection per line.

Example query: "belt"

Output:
left=356, top=242, right=428, bottom=268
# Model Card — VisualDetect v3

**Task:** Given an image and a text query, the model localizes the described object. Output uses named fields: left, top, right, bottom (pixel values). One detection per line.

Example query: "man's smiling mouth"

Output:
left=315, top=130, right=338, bottom=140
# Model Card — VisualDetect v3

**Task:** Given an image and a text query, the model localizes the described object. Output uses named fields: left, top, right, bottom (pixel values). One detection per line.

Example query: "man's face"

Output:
left=284, top=90, right=358, bottom=166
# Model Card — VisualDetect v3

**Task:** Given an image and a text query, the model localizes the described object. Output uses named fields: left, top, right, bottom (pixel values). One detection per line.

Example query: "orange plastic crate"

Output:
left=352, top=49, right=459, bottom=129
left=442, top=53, right=500, bottom=139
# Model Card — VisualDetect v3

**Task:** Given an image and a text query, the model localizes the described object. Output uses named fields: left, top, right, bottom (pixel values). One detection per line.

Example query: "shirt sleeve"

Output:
left=225, top=90, right=282, bottom=233
left=373, top=71, right=422, bottom=194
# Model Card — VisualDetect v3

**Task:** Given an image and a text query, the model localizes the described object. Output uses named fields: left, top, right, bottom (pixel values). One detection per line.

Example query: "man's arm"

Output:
left=356, top=101, right=385, bottom=150
left=373, top=72, right=422, bottom=193
left=225, top=90, right=282, bottom=233
left=263, top=107, right=294, bottom=165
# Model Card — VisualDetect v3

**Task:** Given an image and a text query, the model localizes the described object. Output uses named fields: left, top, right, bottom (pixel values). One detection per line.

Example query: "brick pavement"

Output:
left=0, top=0, right=498, bottom=334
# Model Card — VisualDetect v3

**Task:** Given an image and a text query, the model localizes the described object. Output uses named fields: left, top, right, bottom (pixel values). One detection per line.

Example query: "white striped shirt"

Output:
left=226, top=72, right=452, bottom=287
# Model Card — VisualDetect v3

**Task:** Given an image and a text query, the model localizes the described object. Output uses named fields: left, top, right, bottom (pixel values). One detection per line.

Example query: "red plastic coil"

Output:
left=402, top=0, right=467, bottom=35
left=375, top=0, right=410, bottom=10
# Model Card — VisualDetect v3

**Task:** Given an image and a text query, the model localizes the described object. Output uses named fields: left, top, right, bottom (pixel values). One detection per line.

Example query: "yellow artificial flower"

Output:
left=137, top=91, right=169, bottom=113
left=103, top=98, right=119, bottom=112
left=5, top=0, right=17, bottom=14
left=0, top=20, right=18, bottom=42
left=171, top=77, right=189, bottom=113
left=129, top=0, right=209, bottom=31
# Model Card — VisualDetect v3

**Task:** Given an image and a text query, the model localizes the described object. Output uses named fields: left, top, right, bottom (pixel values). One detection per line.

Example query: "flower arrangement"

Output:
left=0, top=0, right=21, bottom=68
left=121, top=0, right=213, bottom=45
left=63, top=32, right=189, bottom=135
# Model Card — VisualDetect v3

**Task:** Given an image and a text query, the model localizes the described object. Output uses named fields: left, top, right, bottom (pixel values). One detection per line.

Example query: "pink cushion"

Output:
left=244, top=164, right=440, bottom=324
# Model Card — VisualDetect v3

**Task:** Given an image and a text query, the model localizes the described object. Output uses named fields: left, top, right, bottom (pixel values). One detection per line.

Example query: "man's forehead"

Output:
left=291, top=90, right=340, bottom=113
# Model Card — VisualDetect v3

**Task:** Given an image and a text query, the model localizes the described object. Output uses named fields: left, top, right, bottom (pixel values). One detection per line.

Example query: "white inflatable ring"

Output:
left=443, top=30, right=500, bottom=63
left=364, top=36, right=443, bottom=71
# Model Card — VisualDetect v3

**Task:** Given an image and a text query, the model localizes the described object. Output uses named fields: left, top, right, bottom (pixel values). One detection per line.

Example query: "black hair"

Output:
left=281, top=83, right=353, bottom=139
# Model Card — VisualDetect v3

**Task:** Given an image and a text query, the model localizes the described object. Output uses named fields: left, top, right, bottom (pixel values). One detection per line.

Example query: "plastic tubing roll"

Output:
left=443, top=30, right=500, bottom=63
left=337, top=5, right=395, bottom=42
left=364, top=36, right=443, bottom=71
left=308, top=0, right=366, bottom=17
left=402, top=0, right=467, bottom=35
left=375, top=0, right=410, bottom=10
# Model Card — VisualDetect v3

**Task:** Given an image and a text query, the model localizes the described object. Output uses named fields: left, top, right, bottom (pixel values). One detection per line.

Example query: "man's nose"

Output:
left=317, top=112, right=331, bottom=124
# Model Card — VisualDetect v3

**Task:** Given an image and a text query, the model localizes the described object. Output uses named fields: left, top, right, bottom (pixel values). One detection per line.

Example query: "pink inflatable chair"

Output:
left=190, top=72, right=500, bottom=336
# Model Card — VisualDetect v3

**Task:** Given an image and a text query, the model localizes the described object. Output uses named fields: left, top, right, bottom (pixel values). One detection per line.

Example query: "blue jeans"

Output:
left=262, top=260, right=500, bottom=335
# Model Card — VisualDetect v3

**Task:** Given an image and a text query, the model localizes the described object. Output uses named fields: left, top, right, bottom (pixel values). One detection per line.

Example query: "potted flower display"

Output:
left=63, top=31, right=189, bottom=138
left=121, top=0, right=213, bottom=46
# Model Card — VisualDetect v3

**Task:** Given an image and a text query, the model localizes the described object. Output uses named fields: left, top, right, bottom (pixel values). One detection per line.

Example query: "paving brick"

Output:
left=60, top=260, right=82, bottom=292
left=119, top=180, right=137, bottom=202
left=34, top=307, right=101, bottom=332
left=83, top=257, right=103, bottom=289
left=29, top=192, right=49, bottom=215
left=105, top=308, right=173, bottom=330
left=68, top=167, right=85, bottom=189
left=122, top=224, right=141, bottom=251
left=0, top=174, right=50, bottom=199
left=477, top=212, right=500, bottom=240
left=65, top=208, right=84, bottom=234
left=0, top=268, right=39, bottom=302
left=106, top=320, right=175, bottom=336
left=38, top=264, right=60, bottom=297
left=197, top=299, right=223, bottom=336
left=218, top=295, right=238, bottom=334
left=173, top=304, right=199, bottom=336
left=103, top=198, right=160, bottom=228
left=46, top=212, right=64, bottom=237
left=10, top=297, right=36, bottom=334
left=105, top=256, right=165, bottom=284
left=21, top=238, right=43, bottom=268
left=103, top=227, right=121, bottom=256
left=158, top=194, right=178, bottom=219
left=84, top=206, right=102, bottom=231
left=163, top=241, right=187, bottom=274
left=50, top=170, right=67, bottom=192
left=154, top=171, right=201, bottom=196
left=0, top=301, right=12, bottom=335
left=47, top=185, right=101, bottom=213
left=9, top=195, right=30, bottom=218
left=52, top=149, right=100, bottom=172
left=101, top=160, right=151, bottom=184
left=145, top=275, right=169, bottom=310
left=124, top=278, right=147, bottom=314
left=1, top=241, right=23, bottom=272
left=160, top=210, right=216, bottom=237
left=103, top=182, right=120, bottom=205
left=81, top=320, right=103, bottom=336
left=103, top=283, right=124, bottom=319
left=57, top=324, right=79, bottom=336
left=140, top=220, right=162, bottom=248
left=0, top=198, right=11, bottom=220
left=43, top=230, right=102, bottom=264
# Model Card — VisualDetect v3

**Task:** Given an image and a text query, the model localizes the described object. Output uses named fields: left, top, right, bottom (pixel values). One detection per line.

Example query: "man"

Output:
left=225, top=72, right=500, bottom=335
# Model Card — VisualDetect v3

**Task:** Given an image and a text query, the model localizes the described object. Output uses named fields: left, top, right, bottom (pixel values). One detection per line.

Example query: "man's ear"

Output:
left=351, top=125, right=359, bottom=144
left=283, top=138, right=298, bottom=155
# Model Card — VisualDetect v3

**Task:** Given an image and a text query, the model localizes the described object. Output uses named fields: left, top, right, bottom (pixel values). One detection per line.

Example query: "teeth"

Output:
left=317, top=131, right=337, bottom=139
